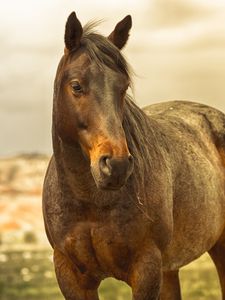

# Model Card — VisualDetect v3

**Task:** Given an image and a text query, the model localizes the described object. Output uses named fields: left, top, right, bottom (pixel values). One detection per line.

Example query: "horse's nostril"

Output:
left=99, top=155, right=112, bottom=176
left=100, top=155, right=111, bottom=166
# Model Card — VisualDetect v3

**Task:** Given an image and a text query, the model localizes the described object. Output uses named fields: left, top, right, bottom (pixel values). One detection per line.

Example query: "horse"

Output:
left=42, top=11, right=225, bottom=300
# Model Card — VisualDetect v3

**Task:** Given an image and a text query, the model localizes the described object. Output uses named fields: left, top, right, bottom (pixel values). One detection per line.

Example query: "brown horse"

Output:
left=43, top=12, right=225, bottom=300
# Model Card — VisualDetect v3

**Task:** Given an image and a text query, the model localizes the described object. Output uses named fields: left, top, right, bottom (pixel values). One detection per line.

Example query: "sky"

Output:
left=1, top=0, right=225, bottom=156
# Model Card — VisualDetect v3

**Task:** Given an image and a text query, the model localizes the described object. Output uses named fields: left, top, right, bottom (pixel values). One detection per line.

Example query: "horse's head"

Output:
left=54, top=12, right=134, bottom=190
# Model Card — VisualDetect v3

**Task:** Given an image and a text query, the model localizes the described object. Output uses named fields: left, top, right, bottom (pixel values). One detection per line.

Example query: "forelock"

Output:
left=78, top=21, right=131, bottom=80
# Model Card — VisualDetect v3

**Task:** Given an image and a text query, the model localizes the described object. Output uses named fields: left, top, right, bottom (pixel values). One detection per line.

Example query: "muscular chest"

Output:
left=64, top=215, right=148, bottom=280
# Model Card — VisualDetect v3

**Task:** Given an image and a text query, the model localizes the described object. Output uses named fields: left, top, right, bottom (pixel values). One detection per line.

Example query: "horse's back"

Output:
left=144, top=100, right=225, bottom=170
left=143, top=100, right=225, bottom=270
left=144, top=100, right=225, bottom=147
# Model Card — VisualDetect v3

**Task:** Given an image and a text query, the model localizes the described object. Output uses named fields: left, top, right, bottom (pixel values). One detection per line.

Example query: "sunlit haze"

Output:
left=1, top=0, right=225, bottom=156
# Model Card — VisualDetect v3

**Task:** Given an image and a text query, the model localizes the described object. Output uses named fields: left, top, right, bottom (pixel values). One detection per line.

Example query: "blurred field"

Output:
left=0, top=249, right=221, bottom=300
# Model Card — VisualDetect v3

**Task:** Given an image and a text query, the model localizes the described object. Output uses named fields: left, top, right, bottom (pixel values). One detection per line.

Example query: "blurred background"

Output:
left=0, top=0, right=225, bottom=299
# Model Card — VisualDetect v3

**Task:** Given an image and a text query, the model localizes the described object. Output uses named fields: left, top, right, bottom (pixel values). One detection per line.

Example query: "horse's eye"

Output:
left=71, top=81, right=83, bottom=95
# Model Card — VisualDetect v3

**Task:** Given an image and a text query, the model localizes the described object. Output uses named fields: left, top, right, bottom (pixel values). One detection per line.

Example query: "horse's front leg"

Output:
left=53, top=248, right=99, bottom=300
left=160, top=271, right=181, bottom=300
left=129, top=245, right=162, bottom=300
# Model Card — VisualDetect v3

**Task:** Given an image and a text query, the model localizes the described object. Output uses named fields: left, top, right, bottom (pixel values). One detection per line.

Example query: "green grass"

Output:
left=180, top=254, right=221, bottom=300
left=0, top=249, right=221, bottom=300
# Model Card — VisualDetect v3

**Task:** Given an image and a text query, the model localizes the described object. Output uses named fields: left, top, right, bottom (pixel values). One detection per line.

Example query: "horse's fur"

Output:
left=43, top=12, right=225, bottom=300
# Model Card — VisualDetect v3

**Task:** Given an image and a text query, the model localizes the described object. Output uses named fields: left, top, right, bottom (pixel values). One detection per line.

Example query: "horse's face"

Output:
left=56, top=12, right=134, bottom=190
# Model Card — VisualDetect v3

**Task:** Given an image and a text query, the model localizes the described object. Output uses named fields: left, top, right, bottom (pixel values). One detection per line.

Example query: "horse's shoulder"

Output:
left=43, top=155, right=57, bottom=186
left=43, top=155, right=59, bottom=207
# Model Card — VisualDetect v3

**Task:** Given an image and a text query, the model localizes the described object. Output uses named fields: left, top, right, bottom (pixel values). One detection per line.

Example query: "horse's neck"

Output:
left=53, top=131, right=96, bottom=200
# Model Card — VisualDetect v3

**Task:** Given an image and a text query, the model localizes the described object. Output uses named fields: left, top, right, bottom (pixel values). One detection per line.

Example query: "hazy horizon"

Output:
left=1, top=0, right=225, bottom=157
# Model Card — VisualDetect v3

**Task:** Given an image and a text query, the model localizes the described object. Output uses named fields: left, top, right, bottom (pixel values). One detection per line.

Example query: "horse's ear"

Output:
left=64, top=12, right=83, bottom=53
left=108, top=15, right=132, bottom=49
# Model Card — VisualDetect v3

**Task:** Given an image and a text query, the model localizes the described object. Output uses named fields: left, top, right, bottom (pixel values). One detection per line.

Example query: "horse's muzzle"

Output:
left=92, top=154, right=134, bottom=190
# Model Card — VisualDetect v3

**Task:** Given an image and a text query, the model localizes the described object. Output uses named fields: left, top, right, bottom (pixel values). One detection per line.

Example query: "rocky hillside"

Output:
left=0, top=154, right=50, bottom=248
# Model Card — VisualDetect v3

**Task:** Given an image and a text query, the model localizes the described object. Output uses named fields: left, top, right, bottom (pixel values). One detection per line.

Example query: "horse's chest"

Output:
left=64, top=219, right=145, bottom=279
